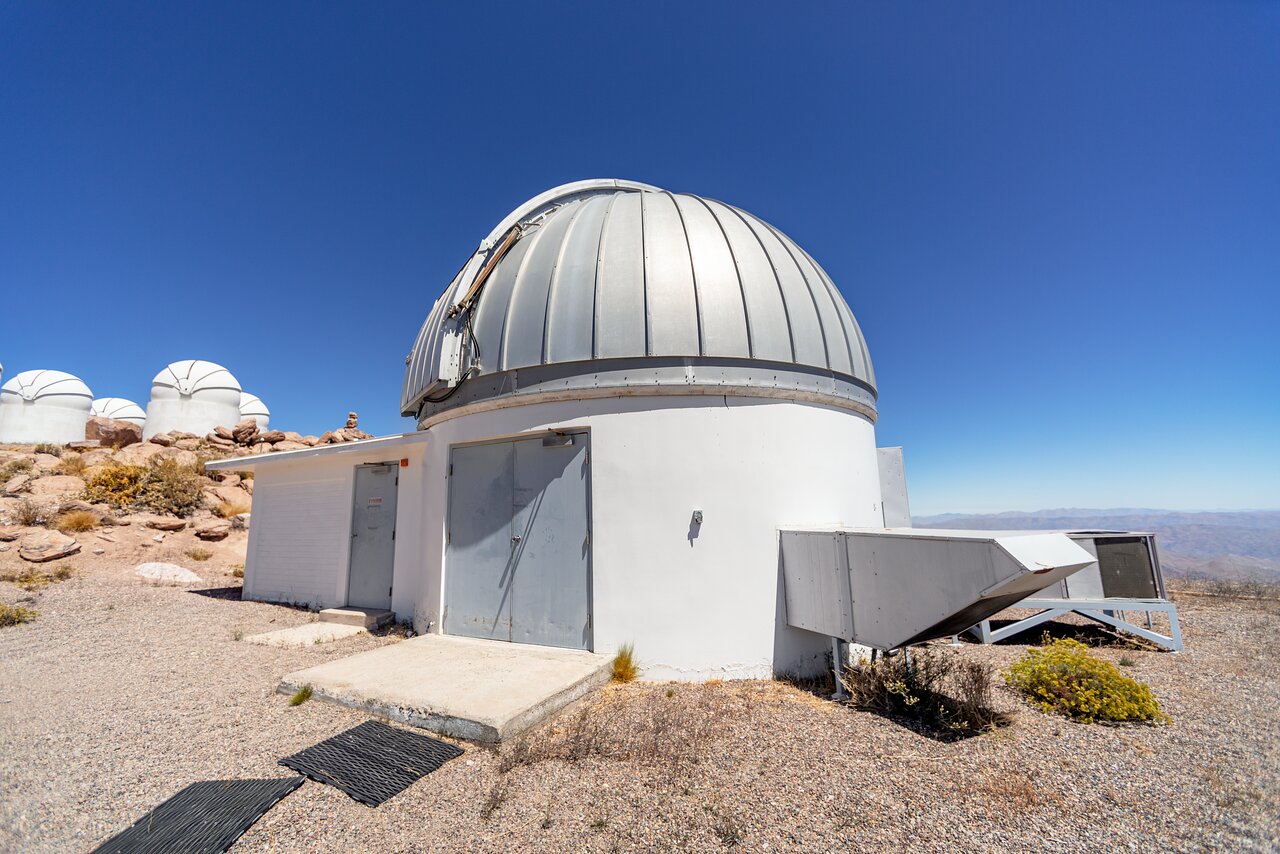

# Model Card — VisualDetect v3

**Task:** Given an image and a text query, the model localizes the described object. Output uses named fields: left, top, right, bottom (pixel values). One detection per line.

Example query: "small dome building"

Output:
left=239, top=393, right=270, bottom=429
left=0, top=370, right=95, bottom=444
left=211, top=180, right=886, bottom=679
left=143, top=360, right=242, bottom=439
left=91, top=397, right=147, bottom=428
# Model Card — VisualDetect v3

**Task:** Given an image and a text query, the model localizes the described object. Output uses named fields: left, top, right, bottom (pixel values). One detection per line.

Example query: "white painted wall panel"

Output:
left=417, top=395, right=883, bottom=680
left=245, top=471, right=351, bottom=608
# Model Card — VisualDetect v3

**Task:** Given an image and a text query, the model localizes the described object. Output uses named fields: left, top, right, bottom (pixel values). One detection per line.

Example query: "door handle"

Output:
left=511, top=534, right=522, bottom=543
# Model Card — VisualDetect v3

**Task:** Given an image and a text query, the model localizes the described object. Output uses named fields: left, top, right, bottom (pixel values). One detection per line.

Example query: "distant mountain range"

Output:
left=913, top=509, right=1280, bottom=581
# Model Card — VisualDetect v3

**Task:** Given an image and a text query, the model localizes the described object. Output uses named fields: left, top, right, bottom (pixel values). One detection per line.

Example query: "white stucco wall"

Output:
left=416, top=395, right=883, bottom=680
left=239, top=442, right=426, bottom=612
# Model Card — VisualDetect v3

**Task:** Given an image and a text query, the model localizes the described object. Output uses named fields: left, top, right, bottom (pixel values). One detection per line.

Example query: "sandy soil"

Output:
left=1, top=549, right=1277, bottom=852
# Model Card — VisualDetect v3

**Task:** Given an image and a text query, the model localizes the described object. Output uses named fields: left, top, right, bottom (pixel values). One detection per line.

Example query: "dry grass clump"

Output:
left=1171, top=576, right=1280, bottom=602
left=215, top=500, right=253, bottom=518
left=611, top=643, right=639, bottom=682
left=1004, top=636, right=1169, bottom=724
left=229, top=563, right=245, bottom=578
left=185, top=547, right=213, bottom=562
left=841, top=647, right=1013, bottom=739
left=11, top=498, right=50, bottom=528
left=54, top=454, right=88, bottom=476
left=501, top=683, right=728, bottom=774
left=1, top=564, right=75, bottom=591
left=0, top=458, right=34, bottom=480
left=31, top=443, right=61, bottom=457
left=82, top=459, right=205, bottom=517
left=0, top=603, right=38, bottom=627
left=289, top=684, right=313, bottom=706
left=54, top=510, right=99, bottom=534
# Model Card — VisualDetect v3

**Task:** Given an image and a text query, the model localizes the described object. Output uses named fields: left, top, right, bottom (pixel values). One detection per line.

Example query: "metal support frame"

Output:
left=967, top=597, right=1183, bottom=652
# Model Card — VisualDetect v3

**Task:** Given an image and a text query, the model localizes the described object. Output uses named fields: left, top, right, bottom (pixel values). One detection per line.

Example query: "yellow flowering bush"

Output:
left=1004, top=637, right=1169, bottom=724
left=81, top=463, right=147, bottom=508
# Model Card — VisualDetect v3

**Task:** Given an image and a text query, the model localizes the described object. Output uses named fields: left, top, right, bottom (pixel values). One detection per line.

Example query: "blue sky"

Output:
left=1, top=2, right=1277, bottom=514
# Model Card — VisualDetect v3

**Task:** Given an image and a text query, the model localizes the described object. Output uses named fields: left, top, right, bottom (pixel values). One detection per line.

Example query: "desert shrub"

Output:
left=1004, top=636, right=1169, bottom=724
left=215, top=500, right=253, bottom=518
left=229, top=563, right=245, bottom=578
left=11, top=498, right=49, bottom=528
left=55, top=510, right=99, bottom=533
left=81, top=463, right=147, bottom=508
left=612, top=643, right=639, bottom=682
left=55, top=454, right=87, bottom=476
left=0, top=603, right=38, bottom=627
left=32, top=443, right=61, bottom=457
left=135, top=459, right=204, bottom=517
left=289, top=684, right=313, bottom=706
left=185, top=547, right=213, bottom=562
left=842, top=648, right=1012, bottom=737
left=0, top=458, right=34, bottom=480
left=82, top=460, right=203, bottom=516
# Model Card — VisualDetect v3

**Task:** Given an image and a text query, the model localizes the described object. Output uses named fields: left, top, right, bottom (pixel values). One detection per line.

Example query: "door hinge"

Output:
left=585, top=529, right=591, bottom=546
left=392, top=530, right=396, bottom=541
left=449, top=463, right=453, bottom=476
left=389, top=586, right=393, bottom=596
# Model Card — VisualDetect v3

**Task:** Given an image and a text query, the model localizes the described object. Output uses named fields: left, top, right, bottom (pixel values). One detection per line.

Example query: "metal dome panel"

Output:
left=402, top=180, right=875, bottom=421
left=239, top=392, right=270, bottom=429
left=91, top=397, right=147, bottom=426
left=151, top=360, right=241, bottom=398
left=1, top=370, right=93, bottom=409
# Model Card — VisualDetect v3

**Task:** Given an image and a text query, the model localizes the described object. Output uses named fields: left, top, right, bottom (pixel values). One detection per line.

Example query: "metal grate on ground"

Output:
left=91, top=776, right=303, bottom=854
left=279, top=719, right=464, bottom=807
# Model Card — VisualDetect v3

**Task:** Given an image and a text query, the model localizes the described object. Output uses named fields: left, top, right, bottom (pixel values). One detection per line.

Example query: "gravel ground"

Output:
left=1, top=557, right=1277, bottom=852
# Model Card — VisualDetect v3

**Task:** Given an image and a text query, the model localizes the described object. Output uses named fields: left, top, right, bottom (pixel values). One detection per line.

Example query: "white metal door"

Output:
left=347, top=463, right=398, bottom=609
left=445, top=434, right=592, bottom=650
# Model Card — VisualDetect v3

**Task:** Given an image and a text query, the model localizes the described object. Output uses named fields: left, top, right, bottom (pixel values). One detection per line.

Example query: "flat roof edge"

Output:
left=203, top=431, right=429, bottom=470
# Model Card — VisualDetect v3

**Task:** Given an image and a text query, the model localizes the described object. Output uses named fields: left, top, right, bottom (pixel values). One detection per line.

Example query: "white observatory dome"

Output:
left=0, top=370, right=95, bottom=444
left=143, top=360, right=242, bottom=439
left=239, top=392, right=270, bottom=429
left=402, top=180, right=875, bottom=423
left=91, top=397, right=147, bottom=427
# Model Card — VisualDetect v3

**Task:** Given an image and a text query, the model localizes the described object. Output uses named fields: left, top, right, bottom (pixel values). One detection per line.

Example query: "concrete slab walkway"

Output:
left=245, top=622, right=367, bottom=648
left=278, top=635, right=612, bottom=743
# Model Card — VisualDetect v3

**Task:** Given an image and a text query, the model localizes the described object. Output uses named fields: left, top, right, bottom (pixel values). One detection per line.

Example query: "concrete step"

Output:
left=318, top=607, right=394, bottom=630
left=278, top=634, right=613, bottom=742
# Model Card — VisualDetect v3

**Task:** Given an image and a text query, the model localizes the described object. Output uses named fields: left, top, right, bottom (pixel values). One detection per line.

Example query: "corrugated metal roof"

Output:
left=402, top=180, right=875, bottom=420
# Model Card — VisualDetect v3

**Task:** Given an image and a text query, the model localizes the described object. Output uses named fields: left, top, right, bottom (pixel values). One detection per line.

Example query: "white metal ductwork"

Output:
left=780, top=528, right=1097, bottom=650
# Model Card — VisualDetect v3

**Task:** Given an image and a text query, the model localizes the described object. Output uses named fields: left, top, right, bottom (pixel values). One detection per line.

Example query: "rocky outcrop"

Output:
left=3, top=474, right=32, bottom=496
left=18, top=530, right=81, bottom=563
left=135, top=562, right=202, bottom=583
left=27, top=475, right=86, bottom=500
left=194, top=519, right=231, bottom=541
left=85, top=416, right=142, bottom=449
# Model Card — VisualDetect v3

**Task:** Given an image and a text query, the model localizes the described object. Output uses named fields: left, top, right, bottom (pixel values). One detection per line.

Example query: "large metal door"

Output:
left=510, top=435, right=591, bottom=649
left=347, top=463, right=398, bottom=609
left=445, top=434, right=591, bottom=650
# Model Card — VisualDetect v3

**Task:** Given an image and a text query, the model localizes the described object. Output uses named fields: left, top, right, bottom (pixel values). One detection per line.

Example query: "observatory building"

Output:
left=0, top=370, right=95, bottom=445
left=91, top=397, right=147, bottom=428
left=209, top=180, right=1098, bottom=680
left=239, top=393, right=270, bottom=430
left=143, top=360, right=242, bottom=440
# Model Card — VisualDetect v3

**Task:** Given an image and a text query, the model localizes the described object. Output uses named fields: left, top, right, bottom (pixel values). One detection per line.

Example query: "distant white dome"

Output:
left=91, top=397, right=147, bottom=427
left=143, top=360, right=242, bottom=439
left=239, top=392, right=270, bottom=429
left=0, top=370, right=95, bottom=444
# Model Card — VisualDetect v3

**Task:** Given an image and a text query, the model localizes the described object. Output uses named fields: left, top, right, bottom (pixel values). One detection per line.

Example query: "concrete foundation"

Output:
left=278, top=635, right=612, bottom=742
